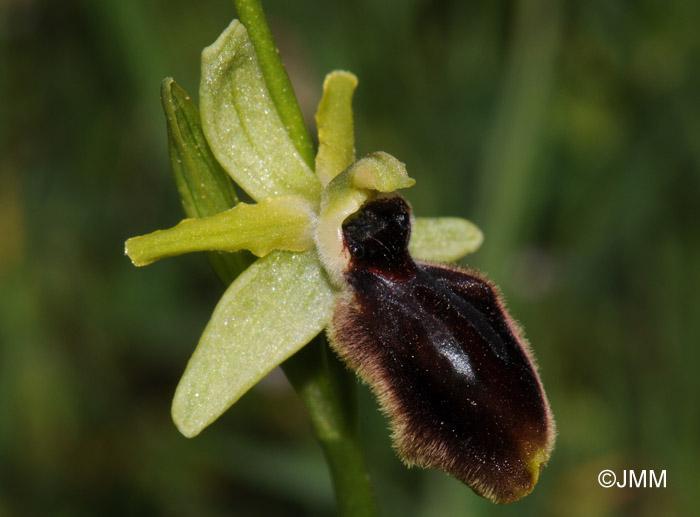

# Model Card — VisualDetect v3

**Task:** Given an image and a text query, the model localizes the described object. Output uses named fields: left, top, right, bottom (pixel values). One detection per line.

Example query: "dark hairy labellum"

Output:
left=327, top=196, right=555, bottom=504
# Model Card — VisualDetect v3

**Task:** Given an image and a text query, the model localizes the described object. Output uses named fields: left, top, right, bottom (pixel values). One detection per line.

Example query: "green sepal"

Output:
left=124, top=196, right=316, bottom=266
left=315, top=71, right=358, bottom=186
left=172, top=249, right=335, bottom=438
left=200, top=20, right=321, bottom=202
left=161, top=77, right=250, bottom=283
left=409, top=217, right=484, bottom=263
left=233, top=0, right=315, bottom=169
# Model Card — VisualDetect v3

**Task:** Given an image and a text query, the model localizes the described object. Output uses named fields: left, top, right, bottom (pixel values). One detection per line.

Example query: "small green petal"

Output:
left=200, top=20, right=321, bottom=202
left=160, top=77, right=249, bottom=283
left=409, top=217, right=484, bottom=263
left=315, top=71, right=358, bottom=186
left=172, top=250, right=335, bottom=438
left=125, top=196, right=315, bottom=266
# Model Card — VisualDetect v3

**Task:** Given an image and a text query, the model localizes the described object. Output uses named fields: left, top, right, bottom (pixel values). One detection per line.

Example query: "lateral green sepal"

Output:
left=172, top=250, right=334, bottom=437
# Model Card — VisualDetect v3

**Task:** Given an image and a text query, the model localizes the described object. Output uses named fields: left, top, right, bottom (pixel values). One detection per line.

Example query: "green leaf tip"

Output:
left=160, top=77, right=239, bottom=218
left=172, top=250, right=334, bottom=438
left=160, top=76, right=251, bottom=283
left=200, top=19, right=321, bottom=202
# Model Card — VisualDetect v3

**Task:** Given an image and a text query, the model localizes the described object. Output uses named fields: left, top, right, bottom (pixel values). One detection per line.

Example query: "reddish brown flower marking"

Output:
left=327, top=196, right=554, bottom=504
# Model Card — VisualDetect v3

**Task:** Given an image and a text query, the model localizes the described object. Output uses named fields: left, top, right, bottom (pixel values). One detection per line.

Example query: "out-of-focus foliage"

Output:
left=1, top=0, right=698, bottom=515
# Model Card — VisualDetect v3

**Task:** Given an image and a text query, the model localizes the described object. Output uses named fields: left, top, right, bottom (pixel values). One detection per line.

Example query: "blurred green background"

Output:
left=2, top=0, right=699, bottom=515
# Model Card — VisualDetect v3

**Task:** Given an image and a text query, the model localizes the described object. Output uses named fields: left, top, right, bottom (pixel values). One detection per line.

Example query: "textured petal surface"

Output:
left=200, top=20, right=320, bottom=202
left=172, top=250, right=334, bottom=437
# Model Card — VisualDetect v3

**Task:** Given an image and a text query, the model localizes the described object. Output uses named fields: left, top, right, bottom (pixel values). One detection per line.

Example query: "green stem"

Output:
left=233, top=0, right=316, bottom=169
left=232, top=2, right=377, bottom=514
left=283, top=337, right=376, bottom=517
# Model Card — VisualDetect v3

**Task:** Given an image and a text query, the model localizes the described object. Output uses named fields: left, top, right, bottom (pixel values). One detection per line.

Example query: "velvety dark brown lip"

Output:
left=328, top=196, right=554, bottom=504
